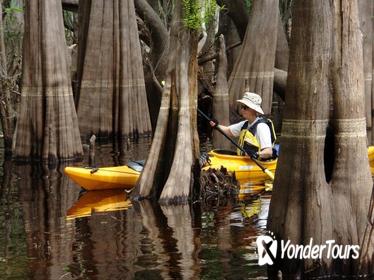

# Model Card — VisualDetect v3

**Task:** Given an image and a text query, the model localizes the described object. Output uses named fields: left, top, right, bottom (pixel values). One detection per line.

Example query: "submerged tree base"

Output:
left=199, top=167, right=238, bottom=206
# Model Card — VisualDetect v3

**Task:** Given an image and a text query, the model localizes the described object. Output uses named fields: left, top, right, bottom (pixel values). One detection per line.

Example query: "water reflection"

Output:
left=66, top=190, right=132, bottom=220
left=0, top=142, right=271, bottom=279
left=14, top=163, right=80, bottom=280
left=0, top=161, right=30, bottom=279
left=160, top=204, right=200, bottom=279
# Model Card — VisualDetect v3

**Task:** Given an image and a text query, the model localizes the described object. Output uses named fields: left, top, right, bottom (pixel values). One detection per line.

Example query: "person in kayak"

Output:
left=210, top=91, right=276, bottom=160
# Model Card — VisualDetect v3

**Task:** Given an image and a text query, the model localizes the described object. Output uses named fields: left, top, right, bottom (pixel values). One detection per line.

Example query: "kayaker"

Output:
left=210, top=91, right=276, bottom=160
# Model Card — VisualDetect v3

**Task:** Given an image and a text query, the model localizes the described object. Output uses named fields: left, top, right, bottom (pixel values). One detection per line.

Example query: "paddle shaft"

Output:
left=197, top=108, right=274, bottom=181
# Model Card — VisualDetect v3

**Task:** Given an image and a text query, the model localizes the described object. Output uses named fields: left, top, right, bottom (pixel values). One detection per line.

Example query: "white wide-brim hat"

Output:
left=237, top=91, right=264, bottom=115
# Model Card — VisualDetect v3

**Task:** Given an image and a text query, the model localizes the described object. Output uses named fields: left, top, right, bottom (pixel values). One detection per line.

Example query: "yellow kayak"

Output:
left=65, top=147, right=374, bottom=191
left=369, top=146, right=374, bottom=174
left=64, top=165, right=140, bottom=191
left=202, top=149, right=277, bottom=184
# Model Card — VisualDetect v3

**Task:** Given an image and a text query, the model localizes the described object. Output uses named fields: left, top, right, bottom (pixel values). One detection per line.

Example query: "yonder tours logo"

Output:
left=256, top=231, right=278, bottom=265
left=256, top=232, right=360, bottom=266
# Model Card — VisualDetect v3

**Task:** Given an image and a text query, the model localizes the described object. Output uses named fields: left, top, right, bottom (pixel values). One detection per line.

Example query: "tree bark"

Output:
left=268, top=0, right=333, bottom=276
left=212, top=35, right=231, bottom=149
left=199, top=5, right=218, bottom=97
left=330, top=0, right=373, bottom=274
left=217, top=11, right=241, bottom=78
left=372, top=0, right=374, bottom=144
left=358, top=0, right=373, bottom=142
left=268, top=0, right=374, bottom=277
left=275, top=13, right=289, bottom=71
left=228, top=0, right=279, bottom=115
left=273, top=68, right=287, bottom=100
left=216, top=0, right=249, bottom=41
left=13, top=0, right=83, bottom=162
left=76, top=0, right=152, bottom=142
left=134, top=0, right=200, bottom=205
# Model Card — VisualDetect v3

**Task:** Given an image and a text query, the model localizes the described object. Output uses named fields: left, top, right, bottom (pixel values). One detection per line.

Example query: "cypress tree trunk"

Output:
left=268, top=0, right=373, bottom=277
left=134, top=0, right=200, bottom=204
left=76, top=0, right=152, bottom=142
left=358, top=0, right=373, bottom=142
left=330, top=0, right=373, bottom=274
left=268, top=0, right=333, bottom=276
left=228, top=0, right=279, bottom=114
left=135, top=0, right=168, bottom=131
left=273, top=13, right=289, bottom=133
left=275, top=13, right=289, bottom=72
left=212, top=35, right=231, bottom=149
left=217, top=12, right=241, bottom=78
left=13, top=0, right=82, bottom=163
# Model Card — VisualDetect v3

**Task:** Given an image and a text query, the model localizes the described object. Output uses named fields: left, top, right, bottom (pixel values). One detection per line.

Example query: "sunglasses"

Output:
left=240, top=105, right=249, bottom=110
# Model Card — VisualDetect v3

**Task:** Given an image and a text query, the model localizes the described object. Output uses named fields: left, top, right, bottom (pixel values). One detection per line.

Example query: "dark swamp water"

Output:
left=0, top=139, right=271, bottom=279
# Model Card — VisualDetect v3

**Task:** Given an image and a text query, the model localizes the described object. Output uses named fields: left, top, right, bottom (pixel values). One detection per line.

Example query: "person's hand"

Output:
left=252, top=151, right=261, bottom=160
left=209, top=119, right=219, bottom=128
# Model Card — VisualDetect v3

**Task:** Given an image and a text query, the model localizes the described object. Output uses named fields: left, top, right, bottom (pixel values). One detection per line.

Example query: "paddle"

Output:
left=197, top=108, right=275, bottom=181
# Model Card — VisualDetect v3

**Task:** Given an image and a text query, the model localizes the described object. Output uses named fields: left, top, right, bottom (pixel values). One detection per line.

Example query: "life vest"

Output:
left=237, top=117, right=276, bottom=156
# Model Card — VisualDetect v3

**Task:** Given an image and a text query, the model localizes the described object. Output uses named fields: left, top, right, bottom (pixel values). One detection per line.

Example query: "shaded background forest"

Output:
left=0, top=0, right=373, bottom=158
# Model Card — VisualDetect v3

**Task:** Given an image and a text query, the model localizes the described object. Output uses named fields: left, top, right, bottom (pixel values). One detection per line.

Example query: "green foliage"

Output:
left=3, top=0, right=23, bottom=43
left=2, top=0, right=23, bottom=81
left=4, top=6, right=22, bottom=14
left=243, top=0, right=252, bottom=12
left=63, top=10, right=76, bottom=45
left=182, top=0, right=217, bottom=30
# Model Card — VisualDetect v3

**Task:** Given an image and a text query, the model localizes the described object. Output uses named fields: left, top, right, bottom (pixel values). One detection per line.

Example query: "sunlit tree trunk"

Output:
left=228, top=0, right=279, bottom=115
left=13, top=0, right=82, bottom=162
left=134, top=0, right=200, bottom=204
left=76, top=0, right=152, bottom=142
